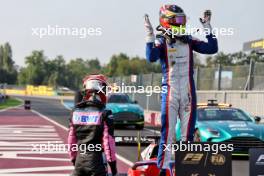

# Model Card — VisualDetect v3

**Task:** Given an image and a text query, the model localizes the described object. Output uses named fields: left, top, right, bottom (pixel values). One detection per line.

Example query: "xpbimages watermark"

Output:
left=159, top=24, right=234, bottom=38
left=163, top=141, right=234, bottom=154
left=31, top=25, right=102, bottom=38
left=31, top=141, right=102, bottom=154
left=98, top=83, right=168, bottom=96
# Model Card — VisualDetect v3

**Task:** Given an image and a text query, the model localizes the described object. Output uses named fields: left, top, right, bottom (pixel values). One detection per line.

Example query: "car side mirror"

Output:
left=254, top=116, right=261, bottom=123
left=134, top=100, right=138, bottom=104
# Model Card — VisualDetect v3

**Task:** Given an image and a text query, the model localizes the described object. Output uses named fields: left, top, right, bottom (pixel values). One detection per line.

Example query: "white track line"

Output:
left=31, top=109, right=134, bottom=167
left=31, top=110, right=69, bottom=131
left=0, top=166, right=74, bottom=173
left=115, top=153, right=133, bottom=166
left=60, top=98, right=72, bottom=111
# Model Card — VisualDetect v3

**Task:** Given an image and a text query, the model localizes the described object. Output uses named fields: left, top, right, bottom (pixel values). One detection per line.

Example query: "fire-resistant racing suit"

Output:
left=68, top=102, right=117, bottom=176
left=146, top=34, right=218, bottom=169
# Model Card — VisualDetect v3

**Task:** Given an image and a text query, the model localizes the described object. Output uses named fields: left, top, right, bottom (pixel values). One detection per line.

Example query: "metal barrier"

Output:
left=109, top=62, right=264, bottom=91
left=197, top=91, right=264, bottom=115
left=127, top=91, right=264, bottom=116
left=108, top=62, right=264, bottom=115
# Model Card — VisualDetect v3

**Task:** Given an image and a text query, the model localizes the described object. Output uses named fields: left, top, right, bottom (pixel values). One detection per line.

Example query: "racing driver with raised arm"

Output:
left=144, top=4, right=218, bottom=175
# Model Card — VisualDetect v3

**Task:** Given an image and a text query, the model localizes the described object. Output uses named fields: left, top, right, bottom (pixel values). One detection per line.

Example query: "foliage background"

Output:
left=1, top=42, right=263, bottom=90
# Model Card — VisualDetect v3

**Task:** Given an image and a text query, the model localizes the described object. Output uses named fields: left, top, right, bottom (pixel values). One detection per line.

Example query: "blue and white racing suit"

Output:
left=146, top=34, right=218, bottom=169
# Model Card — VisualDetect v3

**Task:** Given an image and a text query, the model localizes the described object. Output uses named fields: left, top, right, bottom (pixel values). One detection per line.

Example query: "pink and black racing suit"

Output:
left=68, top=103, right=117, bottom=176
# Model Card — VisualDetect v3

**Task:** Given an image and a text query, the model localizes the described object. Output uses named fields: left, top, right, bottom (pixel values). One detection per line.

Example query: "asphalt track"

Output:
left=15, top=96, right=249, bottom=176
left=0, top=107, right=73, bottom=175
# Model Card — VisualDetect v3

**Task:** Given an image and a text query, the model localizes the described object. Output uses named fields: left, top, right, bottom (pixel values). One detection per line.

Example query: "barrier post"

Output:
left=137, top=131, right=141, bottom=161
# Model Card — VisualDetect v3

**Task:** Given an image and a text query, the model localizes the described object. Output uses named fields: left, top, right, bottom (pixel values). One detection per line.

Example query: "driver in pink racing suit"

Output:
left=68, top=74, right=117, bottom=176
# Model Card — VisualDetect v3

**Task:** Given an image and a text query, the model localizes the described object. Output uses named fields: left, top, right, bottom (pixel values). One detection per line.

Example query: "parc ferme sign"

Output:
left=175, top=142, right=232, bottom=176
left=250, top=148, right=264, bottom=176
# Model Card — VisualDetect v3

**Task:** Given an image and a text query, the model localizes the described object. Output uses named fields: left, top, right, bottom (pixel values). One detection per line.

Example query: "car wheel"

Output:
left=194, top=129, right=201, bottom=142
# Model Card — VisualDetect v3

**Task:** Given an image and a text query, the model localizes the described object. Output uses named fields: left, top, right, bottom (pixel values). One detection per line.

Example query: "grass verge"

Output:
left=0, top=98, right=22, bottom=110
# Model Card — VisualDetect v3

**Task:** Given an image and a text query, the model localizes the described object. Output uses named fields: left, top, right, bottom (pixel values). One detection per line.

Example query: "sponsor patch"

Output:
left=72, top=111, right=101, bottom=125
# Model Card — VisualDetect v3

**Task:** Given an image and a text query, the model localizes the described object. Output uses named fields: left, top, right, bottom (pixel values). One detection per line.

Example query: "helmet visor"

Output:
left=84, top=80, right=105, bottom=92
left=167, top=15, right=186, bottom=25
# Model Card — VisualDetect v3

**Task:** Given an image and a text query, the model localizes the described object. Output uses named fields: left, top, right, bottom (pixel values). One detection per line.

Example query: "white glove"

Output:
left=144, top=14, right=155, bottom=43
left=199, top=10, right=212, bottom=34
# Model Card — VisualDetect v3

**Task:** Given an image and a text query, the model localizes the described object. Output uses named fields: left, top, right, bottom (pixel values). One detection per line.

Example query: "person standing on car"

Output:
left=144, top=4, right=218, bottom=175
left=68, top=74, right=117, bottom=176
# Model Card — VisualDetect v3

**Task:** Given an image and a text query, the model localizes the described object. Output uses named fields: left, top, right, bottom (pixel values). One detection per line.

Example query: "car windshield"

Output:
left=197, top=108, right=252, bottom=121
left=108, top=94, right=130, bottom=103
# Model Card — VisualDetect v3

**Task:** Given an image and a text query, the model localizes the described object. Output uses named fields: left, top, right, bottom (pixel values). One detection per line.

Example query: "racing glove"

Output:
left=200, top=10, right=212, bottom=33
left=108, top=161, right=117, bottom=176
left=144, top=14, right=155, bottom=43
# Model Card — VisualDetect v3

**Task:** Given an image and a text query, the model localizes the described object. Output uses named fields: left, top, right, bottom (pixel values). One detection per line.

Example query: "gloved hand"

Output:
left=108, top=161, right=117, bottom=176
left=144, top=14, right=155, bottom=43
left=199, top=10, right=212, bottom=33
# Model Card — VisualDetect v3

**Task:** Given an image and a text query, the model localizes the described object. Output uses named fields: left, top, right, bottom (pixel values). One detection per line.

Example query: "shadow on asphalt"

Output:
left=114, top=125, right=143, bottom=130
left=232, top=155, right=249, bottom=160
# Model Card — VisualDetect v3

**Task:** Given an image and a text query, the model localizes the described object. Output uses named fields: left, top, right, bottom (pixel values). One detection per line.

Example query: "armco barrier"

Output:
left=5, top=85, right=56, bottom=96
left=6, top=89, right=26, bottom=95
left=6, top=89, right=55, bottom=96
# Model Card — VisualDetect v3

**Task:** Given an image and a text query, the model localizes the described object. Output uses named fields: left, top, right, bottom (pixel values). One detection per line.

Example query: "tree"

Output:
left=0, top=46, right=3, bottom=69
left=104, top=53, right=161, bottom=77
left=193, top=53, right=204, bottom=67
left=18, top=50, right=46, bottom=85
left=44, top=55, right=67, bottom=87
left=85, top=58, right=102, bottom=75
left=2, top=43, right=14, bottom=71
left=205, top=52, right=233, bottom=66
left=66, top=58, right=90, bottom=89
left=106, top=53, right=129, bottom=76
left=0, top=43, right=17, bottom=84
left=17, top=68, right=28, bottom=85
left=228, top=51, right=246, bottom=65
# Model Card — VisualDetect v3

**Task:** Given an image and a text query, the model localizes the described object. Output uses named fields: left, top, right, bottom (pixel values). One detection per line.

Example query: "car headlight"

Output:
left=207, top=128, right=220, bottom=137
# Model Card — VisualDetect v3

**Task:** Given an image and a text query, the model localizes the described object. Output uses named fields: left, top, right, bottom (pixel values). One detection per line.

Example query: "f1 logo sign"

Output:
left=250, top=148, right=264, bottom=176
left=256, top=154, right=264, bottom=165
left=257, top=155, right=264, bottom=162
left=190, top=174, right=199, bottom=176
